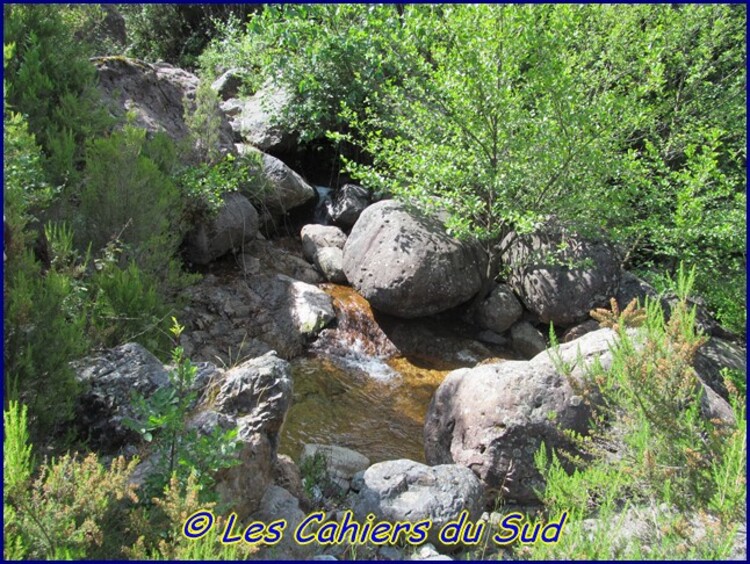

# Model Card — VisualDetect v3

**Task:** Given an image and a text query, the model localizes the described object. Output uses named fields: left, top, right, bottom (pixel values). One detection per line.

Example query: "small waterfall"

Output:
left=311, top=284, right=400, bottom=380
left=313, top=185, right=333, bottom=225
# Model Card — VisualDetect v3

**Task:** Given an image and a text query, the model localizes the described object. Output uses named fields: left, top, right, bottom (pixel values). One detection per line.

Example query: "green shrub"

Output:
left=3, top=4, right=112, bottom=186
left=124, top=319, right=241, bottom=503
left=3, top=401, right=140, bottom=560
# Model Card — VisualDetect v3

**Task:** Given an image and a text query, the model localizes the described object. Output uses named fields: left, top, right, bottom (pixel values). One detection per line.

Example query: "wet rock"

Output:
left=72, top=343, right=170, bottom=453
left=327, top=183, right=371, bottom=228
left=301, top=444, right=370, bottom=493
left=501, top=223, right=621, bottom=326
left=353, top=459, right=484, bottom=549
left=93, top=57, right=235, bottom=159
left=184, top=192, right=259, bottom=265
left=424, top=329, right=619, bottom=502
left=475, top=283, right=524, bottom=334
left=343, top=200, right=485, bottom=318
left=510, top=320, right=547, bottom=359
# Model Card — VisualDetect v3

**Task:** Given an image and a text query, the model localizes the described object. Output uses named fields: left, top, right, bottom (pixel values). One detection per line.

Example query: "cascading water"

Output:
left=280, top=285, right=453, bottom=463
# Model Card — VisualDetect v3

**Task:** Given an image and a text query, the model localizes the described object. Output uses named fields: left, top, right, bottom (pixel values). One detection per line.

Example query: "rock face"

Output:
left=184, top=192, right=259, bottom=265
left=327, top=184, right=371, bottom=228
left=475, top=283, right=523, bottom=334
left=502, top=224, right=621, bottom=326
left=212, top=352, right=294, bottom=519
left=353, top=459, right=484, bottom=548
left=301, top=225, right=348, bottom=283
left=222, top=82, right=296, bottom=152
left=180, top=272, right=334, bottom=364
left=301, top=444, right=370, bottom=493
left=424, top=329, right=619, bottom=502
left=343, top=200, right=485, bottom=318
left=93, top=57, right=235, bottom=158
left=72, top=343, right=170, bottom=453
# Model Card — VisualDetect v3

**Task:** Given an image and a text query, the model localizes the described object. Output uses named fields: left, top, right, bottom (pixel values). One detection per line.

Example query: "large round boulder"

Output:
left=424, top=328, right=619, bottom=502
left=501, top=224, right=621, bottom=326
left=343, top=200, right=485, bottom=318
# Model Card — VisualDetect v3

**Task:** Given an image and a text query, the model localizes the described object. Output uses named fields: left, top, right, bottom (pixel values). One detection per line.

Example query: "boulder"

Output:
left=301, top=225, right=347, bottom=262
left=72, top=343, right=170, bottom=453
left=353, top=459, right=484, bottom=549
left=343, top=200, right=485, bottom=318
left=694, top=337, right=746, bottom=399
left=184, top=192, right=259, bottom=265
left=562, top=319, right=600, bottom=343
left=222, top=81, right=296, bottom=152
left=424, top=329, right=618, bottom=502
left=510, top=320, right=548, bottom=359
left=326, top=184, right=371, bottom=228
left=180, top=273, right=334, bottom=364
left=257, top=152, right=316, bottom=216
left=301, top=444, right=370, bottom=493
left=314, top=247, right=347, bottom=284
left=212, top=352, right=294, bottom=519
left=501, top=224, right=621, bottom=326
left=475, top=283, right=523, bottom=334
left=300, top=225, right=348, bottom=283
left=93, top=57, right=235, bottom=159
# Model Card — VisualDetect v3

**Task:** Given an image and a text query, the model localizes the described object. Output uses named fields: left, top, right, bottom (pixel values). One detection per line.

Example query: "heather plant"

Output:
left=526, top=265, right=746, bottom=559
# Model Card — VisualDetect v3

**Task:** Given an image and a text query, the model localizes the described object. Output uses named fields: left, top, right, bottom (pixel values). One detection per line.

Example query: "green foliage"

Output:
left=184, top=76, right=226, bottom=164
left=119, top=4, right=258, bottom=69
left=3, top=401, right=139, bottom=560
left=199, top=4, right=408, bottom=142
left=124, top=319, right=240, bottom=502
left=3, top=250, right=89, bottom=441
left=3, top=4, right=112, bottom=185
left=178, top=152, right=265, bottom=224
left=527, top=265, right=746, bottom=559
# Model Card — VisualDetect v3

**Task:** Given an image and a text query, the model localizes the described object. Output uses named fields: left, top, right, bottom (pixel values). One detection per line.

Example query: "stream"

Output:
left=279, top=284, right=511, bottom=463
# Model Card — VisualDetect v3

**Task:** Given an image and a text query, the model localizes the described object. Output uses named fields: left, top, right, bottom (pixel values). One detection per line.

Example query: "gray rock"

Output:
left=211, top=69, right=245, bottom=101
left=327, top=184, right=371, bottom=228
left=616, top=271, right=659, bottom=309
left=343, top=200, right=485, bottom=318
left=314, top=247, right=347, bottom=284
left=301, top=444, right=370, bottom=493
left=510, top=320, right=547, bottom=359
left=475, top=283, right=523, bottom=334
left=93, top=57, right=235, bottom=160
left=354, top=459, right=484, bottom=549
left=257, top=152, right=316, bottom=216
left=424, top=329, right=619, bottom=502
left=184, top=192, right=259, bottom=265
left=694, top=337, right=746, bottom=399
left=72, top=343, right=170, bottom=453
left=214, top=351, right=293, bottom=440
left=224, top=82, right=296, bottom=152
left=252, top=486, right=312, bottom=560
left=180, top=272, right=333, bottom=363
left=301, top=225, right=348, bottom=262
left=476, top=330, right=509, bottom=347
left=501, top=223, right=621, bottom=326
